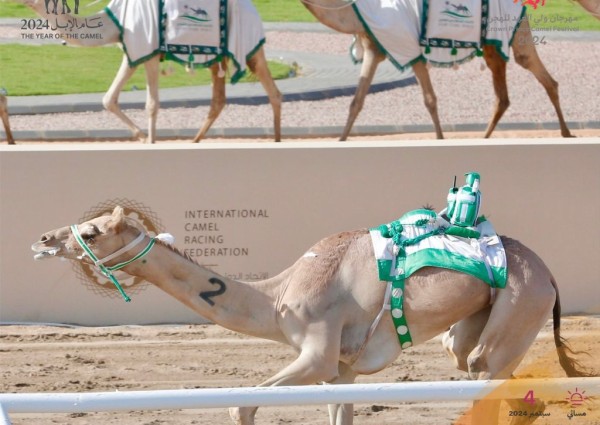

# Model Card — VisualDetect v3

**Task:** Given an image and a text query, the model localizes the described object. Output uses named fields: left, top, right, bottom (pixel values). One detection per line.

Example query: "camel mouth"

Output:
left=32, top=245, right=60, bottom=260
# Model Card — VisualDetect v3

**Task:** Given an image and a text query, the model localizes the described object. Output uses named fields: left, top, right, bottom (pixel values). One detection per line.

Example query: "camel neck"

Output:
left=124, top=241, right=285, bottom=342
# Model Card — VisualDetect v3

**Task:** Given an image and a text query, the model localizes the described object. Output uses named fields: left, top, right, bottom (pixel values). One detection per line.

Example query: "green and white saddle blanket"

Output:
left=369, top=209, right=507, bottom=349
left=163, top=0, right=228, bottom=67
left=105, top=0, right=265, bottom=83
left=351, top=0, right=526, bottom=70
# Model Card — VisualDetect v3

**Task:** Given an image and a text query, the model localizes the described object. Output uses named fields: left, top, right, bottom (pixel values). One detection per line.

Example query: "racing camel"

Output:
left=298, top=0, right=598, bottom=140
left=19, top=0, right=282, bottom=143
left=32, top=206, right=595, bottom=425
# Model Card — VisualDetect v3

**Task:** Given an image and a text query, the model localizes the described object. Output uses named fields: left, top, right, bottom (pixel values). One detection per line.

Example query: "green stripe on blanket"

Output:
left=369, top=209, right=507, bottom=349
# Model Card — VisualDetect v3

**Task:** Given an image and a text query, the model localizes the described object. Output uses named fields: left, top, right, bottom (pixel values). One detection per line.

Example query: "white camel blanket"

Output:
left=369, top=209, right=507, bottom=287
left=105, top=0, right=265, bottom=82
left=352, top=0, right=526, bottom=69
left=163, top=0, right=226, bottom=65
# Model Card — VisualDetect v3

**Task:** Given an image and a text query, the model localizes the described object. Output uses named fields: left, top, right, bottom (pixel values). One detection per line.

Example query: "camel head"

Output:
left=31, top=206, right=140, bottom=263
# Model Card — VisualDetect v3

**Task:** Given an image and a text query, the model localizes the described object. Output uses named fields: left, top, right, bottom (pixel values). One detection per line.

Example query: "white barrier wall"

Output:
left=0, top=139, right=598, bottom=325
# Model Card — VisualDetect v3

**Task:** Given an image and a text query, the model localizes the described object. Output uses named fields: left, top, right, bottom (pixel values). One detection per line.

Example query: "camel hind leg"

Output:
left=193, top=60, right=227, bottom=143
left=443, top=307, right=546, bottom=425
left=0, top=95, right=15, bottom=145
left=481, top=45, right=510, bottom=138
left=511, top=17, right=573, bottom=137
left=466, top=249, right=556, bottom=424
left=247, top=47, right=282, bottom=142
left=411, top=61, right=444, bottom=139
left=340, top=35, right=385, bottom=141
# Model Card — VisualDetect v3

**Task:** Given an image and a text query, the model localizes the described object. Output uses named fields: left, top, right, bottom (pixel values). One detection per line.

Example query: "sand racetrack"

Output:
left=2, top=316, right=599, bottom=425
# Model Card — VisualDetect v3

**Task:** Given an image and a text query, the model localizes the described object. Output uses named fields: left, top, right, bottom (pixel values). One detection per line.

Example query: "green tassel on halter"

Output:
left=476, top=48, right=484, bottom=57
left=188, top=52, right=195, bottom=64
left=425, top=45, right=431, bottom=55
left=451, top=47, right=458, bottom=56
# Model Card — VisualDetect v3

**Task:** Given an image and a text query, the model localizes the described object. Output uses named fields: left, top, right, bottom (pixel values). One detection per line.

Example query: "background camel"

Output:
left=576, top=0, right=600, bottom=18
left=0, top=94, right=15, bottom=145
left=32, top=206, right=595, bottom=425
left=298, top=0, right=595, bottom=141
left=19, top=0, right=282, bottom=143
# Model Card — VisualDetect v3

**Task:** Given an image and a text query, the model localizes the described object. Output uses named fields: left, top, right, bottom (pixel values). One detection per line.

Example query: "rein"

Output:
left=70, top=224, right=156, bottom=303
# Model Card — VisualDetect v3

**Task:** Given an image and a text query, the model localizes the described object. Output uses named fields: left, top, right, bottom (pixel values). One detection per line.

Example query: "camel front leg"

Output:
left=340, top=36, right=385, bottom=141
left=511, top=17, right=573, bottom=137
left=327, top=362, right=358, bottom=425
left=247, top=47, right=282, bottom=142
left=102, top=55, right=146, bottom=142
left=143, top=56, right=161, bottom=144
left=230, top=323, right=344, bottom=425
left=411, top=61, right=443, bottom=139
left=193, top=61, right=227, bottom=143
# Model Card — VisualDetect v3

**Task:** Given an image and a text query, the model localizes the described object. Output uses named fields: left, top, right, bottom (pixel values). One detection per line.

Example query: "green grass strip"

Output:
left=0, top=44, right=291, bottom=96
left=526, top=0, right=600, bottom=32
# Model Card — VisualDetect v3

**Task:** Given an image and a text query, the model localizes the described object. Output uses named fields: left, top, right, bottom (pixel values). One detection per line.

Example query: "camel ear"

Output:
left=110, top=206, right=126, bottom=233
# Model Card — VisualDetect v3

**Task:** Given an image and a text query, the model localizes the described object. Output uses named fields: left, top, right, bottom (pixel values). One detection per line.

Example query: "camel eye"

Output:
left=80, top=225, right=99, bottom=242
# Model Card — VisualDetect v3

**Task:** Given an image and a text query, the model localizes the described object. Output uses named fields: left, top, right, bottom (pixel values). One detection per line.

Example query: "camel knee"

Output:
left=348, top=97, right=364, bottom=115
left=423, top=93, right=438, bottom=115
left=442, top=329, right=469, bottom=372
left=307, top=362, right=340, bottom=384
left=146, top=98, right=159, bottom=118
left=514, top=52, right=531, bottom=69
left=102, top=95, right=118, bottom=113
left=496, top=96, right=510, bottom=113
left=271, top=90, right=283, bottom=111
left=208, top=98, right=226, bottom=119
left=467, top=345, right=491, bottom=380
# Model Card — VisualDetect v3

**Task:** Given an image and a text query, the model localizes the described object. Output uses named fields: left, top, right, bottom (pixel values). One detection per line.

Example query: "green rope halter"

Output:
left=70, top=224, right=156, bottom=302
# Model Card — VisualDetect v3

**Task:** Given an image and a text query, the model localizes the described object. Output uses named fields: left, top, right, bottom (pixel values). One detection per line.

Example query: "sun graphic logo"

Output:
left=72, top=199, right=164, bottom=299
left=566, top=387, right=587, bottom=407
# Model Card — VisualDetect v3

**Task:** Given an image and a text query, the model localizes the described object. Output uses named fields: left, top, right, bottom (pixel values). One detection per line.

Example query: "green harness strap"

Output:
left=390, top=250, right=413, bottom=349
left=70, top=225, right=156, bottom=303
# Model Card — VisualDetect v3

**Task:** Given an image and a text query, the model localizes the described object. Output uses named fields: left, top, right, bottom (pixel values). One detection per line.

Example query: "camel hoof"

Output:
left=134, top=132, right=148, bottom=143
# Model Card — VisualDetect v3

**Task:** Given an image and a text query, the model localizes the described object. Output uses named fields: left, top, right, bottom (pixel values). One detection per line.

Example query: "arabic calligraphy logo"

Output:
left=181, top=4, right=212, bottom=22
left=514, top=0, right=547, bottom=10
left=442, top=1, right=473, bottom=18
left=72, top=199, right=164, bottom=299
left=45, top=0, right=80, bottom=15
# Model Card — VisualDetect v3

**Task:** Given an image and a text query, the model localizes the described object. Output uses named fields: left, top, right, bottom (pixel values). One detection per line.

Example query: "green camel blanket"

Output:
left=370, top=209, right=507, bottom=349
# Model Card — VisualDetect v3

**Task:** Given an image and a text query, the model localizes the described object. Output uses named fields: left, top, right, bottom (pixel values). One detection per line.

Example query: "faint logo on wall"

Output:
left=72, top=199, right=164, bottom=299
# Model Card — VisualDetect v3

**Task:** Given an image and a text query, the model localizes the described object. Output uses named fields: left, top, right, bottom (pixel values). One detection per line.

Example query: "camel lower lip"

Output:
left=34, top=248, right=59, bottom=260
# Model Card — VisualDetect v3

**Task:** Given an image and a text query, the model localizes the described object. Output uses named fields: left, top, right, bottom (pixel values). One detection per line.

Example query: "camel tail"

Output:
left=551, top=276, right=597, bottom=377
